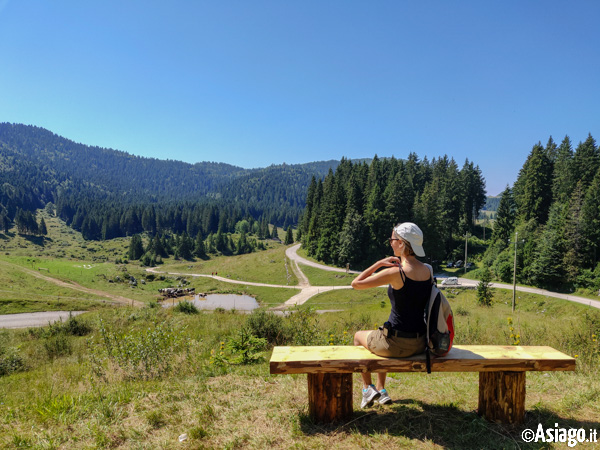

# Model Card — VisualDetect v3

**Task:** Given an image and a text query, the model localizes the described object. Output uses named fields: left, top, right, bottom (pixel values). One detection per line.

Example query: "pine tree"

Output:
left=284, top=226, right=294, bottom=245
left=38, top=217, right=48, bottom=236
left=337, top=211, right=367, bottom=268
left=513, top=143, right=553, bottom=224
left=529, top=203, right=566, bottom=287
left=563, top=181, right=586, bottom=281
left=383, top=166, right=414, bottom=228
left=582, top=168, right=600, bottom=265
left=128, top=234, right=144, bottom=260
left=194, top=231, right=207, bottom=259
left=176, top=232, right=193, bottom=260
left=573, top=134, right=599, bottom=191
left=413, top=179, right=445, bottom=260
left=552, top=136, right=575, bottom=204
left=492, top=186, right=516, bottom=246
left=476, top=266, right=494, bottom=306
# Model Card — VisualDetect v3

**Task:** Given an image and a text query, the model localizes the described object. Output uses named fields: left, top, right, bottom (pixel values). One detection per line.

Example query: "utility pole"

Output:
left=512, top=231, right=518, bottom=313
left=464, top=233, right=469, bottom=274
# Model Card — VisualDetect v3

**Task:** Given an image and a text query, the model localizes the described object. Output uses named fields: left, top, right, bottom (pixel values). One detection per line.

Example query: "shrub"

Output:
left=65, top=313, right=92, bottom=336
left=476, top=267, right=494, bottom=307
left=286, top=306, right=322, bottom=345
left=174, top=300, right=199, bottom=314
left=0, top=347, right=27, bottom=376
left=246, top=309, right=289, bottom=345
left=43, top=334, right=73, bottom=359
left=88, top=319, right=190, bottom=381
left=226, top=327, right=267, bottom=364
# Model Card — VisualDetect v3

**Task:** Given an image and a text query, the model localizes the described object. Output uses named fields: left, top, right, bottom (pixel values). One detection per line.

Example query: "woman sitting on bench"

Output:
left=352, top=222, right=431, bottom=408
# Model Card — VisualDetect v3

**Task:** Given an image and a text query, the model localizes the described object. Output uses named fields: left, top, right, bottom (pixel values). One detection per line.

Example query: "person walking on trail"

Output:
left=352, top=222, right=431, bottom=408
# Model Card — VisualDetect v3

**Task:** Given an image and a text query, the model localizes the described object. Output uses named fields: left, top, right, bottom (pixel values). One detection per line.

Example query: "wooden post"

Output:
left=478, top=371, right=526, bottom=424
left=307, top=373, right=353, bottom=423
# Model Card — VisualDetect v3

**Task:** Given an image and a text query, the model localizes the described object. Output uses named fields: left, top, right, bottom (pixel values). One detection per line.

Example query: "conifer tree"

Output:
left=530, top=203, right=566, bottom=287
left=284, top=226, right=294, bottom=245
left=573, top=134, right=599, bottom=191
left=337, top=211, right=367, bottom=268
left=513, top=143, right=553, bottom=224
left=176, top=232, right=193, bottom=260
left=582, top=168, right=600, bottom=265
left=194, top=231, right=206, bottom=259
left=38, top=217, right=48, bottom=236
left=128, top=234, right=144, bottom=260
left=492, top=186, right=516, bottom=246
left=563, top=181, right=586, bottom=281
left=552, top=136, right=575, bottom=204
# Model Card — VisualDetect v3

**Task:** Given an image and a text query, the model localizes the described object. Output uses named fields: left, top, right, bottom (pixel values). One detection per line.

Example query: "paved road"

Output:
left=0, top=311, right=86, bottom=329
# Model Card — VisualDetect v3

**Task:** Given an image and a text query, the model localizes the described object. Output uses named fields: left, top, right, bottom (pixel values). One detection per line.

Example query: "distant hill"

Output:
left=482, top=195, right=501, bottom=212
left=0, top=123, right=341, bottom=238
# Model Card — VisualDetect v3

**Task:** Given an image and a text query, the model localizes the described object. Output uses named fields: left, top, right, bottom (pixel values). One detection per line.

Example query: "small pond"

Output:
left=164, top=294, right=259, bottom=311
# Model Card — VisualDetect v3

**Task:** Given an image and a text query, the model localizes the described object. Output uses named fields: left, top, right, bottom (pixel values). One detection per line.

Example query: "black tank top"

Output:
left=387, top=267, right=431, bottom=334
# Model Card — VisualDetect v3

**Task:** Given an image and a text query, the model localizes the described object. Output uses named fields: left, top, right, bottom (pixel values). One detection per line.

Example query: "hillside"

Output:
left=0, top=123, right=341, bottom=237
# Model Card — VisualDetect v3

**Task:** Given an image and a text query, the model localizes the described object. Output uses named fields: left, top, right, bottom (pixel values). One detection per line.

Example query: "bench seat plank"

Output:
left=270, top=345, right=575, bottom=374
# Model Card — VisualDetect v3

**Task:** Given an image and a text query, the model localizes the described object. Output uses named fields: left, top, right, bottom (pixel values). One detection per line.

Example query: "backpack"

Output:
left=424, top=264, right=455, bottom=373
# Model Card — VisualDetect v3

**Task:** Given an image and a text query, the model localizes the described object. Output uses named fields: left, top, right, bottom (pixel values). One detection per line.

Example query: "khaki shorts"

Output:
left=366, top=327, right=427, bottom=358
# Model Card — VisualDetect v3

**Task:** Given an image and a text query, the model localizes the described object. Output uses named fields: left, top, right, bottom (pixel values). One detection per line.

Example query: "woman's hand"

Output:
left=378, top=256, right=401, bottom=268
left=351, top=256, right=402, bottom=290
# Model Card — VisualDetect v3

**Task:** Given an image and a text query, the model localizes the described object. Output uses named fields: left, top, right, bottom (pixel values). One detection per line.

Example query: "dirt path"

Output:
left=0, top=260, right=143, bottom=307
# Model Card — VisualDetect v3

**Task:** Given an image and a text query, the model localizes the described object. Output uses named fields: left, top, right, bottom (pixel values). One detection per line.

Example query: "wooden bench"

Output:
left=270, top=345, right=575, bottom=424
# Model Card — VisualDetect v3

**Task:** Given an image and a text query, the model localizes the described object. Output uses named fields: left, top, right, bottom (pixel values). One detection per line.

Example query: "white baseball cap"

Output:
left=394, top=222, right=425, bottom=257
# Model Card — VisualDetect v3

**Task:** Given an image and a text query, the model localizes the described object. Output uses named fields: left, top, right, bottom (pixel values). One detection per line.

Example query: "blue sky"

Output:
left=1, top=1, right=599, bottom=196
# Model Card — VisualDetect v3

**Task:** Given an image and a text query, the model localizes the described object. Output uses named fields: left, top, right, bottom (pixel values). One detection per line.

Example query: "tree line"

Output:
left=0, top=123, right=337, bottom=240
left=485, top=134, right=600, bottom=292
left=299, top=155, right=486, bottom=269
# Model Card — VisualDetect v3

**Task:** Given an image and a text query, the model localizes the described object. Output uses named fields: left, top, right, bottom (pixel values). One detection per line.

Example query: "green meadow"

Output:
left=0, top=216, right=599, bottom=448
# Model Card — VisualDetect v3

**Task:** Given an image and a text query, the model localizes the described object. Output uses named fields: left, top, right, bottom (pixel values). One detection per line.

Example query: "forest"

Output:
left=299, top=155, right=486, bottom=268
left=484, top=135, right=600, bottom=291
left=0, top=123, right=338, bottom=243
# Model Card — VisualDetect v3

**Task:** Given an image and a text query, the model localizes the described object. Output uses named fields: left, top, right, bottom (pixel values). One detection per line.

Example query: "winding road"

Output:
left=147, top=243, right=600, bottom=311
left=3, top=244, right=597, bottom=328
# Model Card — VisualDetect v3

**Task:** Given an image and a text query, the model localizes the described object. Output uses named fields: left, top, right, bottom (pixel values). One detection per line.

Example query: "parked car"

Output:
left=465, top=262, right=474, bottom=269
left=446, top=261, right=454, bottom=268
left=441, top=277, right=459, bottom=286
left=454, top=260, right=464, bottom=268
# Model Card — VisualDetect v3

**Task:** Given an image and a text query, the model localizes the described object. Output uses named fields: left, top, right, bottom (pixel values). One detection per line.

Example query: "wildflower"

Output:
left=575, top=355, right=579, bottom=358
left=507, top=317, right=513, bottom=324
left=510, top=334, right=515, bottom=338
left=343, top=331, right=347, bottom=335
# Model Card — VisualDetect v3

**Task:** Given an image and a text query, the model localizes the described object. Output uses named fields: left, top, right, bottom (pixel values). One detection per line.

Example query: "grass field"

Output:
left=1, top=284, right=599, bottom=448
left=0, top=214, right=299, bottom=312
left=1, top=214, right=600, bottom=448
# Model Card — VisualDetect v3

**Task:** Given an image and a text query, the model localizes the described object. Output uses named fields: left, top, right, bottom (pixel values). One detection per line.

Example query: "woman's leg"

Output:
left=354, top=330, right=373, bottom=387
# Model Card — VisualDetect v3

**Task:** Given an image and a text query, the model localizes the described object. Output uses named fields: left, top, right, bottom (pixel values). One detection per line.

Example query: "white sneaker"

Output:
left=378, top=388, right=392, bottom=405
left=361, top=385, right=380, bottom=408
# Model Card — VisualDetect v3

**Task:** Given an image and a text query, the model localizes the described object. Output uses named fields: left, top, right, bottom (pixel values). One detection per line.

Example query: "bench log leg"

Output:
left=478, top=371, right=525, bottom=424
left=307, top=373, right=353, bottom=423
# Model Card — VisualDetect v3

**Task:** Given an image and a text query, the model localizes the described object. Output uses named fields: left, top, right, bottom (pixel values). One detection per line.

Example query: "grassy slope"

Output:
left=0, top=214, right=298, bottom=312
left=1, top=288, right=599, bottom=448
left=1, top=214, right=600, bottom=448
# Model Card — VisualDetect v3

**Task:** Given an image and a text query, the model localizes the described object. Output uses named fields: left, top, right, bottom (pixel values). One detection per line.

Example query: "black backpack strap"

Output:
left=426, top=347, right=432, bottom=374
left=399, top=266, right=406, bottom=283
